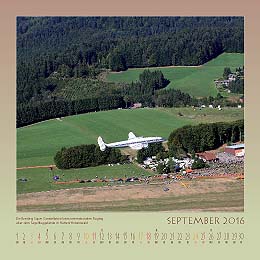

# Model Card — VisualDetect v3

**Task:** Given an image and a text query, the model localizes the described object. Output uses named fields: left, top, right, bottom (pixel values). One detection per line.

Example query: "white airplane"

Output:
left=97, top=132, right=165, bottom=151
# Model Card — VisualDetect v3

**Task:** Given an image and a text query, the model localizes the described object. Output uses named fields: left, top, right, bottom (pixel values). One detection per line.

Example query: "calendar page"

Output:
left=1, top=1, right=260, bottom=260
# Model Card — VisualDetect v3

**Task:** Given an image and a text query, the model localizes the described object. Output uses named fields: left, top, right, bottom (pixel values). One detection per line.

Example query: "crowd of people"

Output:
left=191, top=153, right=244, bottom=176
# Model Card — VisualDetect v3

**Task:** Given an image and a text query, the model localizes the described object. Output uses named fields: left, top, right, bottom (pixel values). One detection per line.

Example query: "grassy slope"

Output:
left=17, top=164, right=150, bottom=194
left=17, top=108, right=189, bottom=167
left=17, top=107, right=244, bottom=167
left=106, top=53, right=244, bottom=97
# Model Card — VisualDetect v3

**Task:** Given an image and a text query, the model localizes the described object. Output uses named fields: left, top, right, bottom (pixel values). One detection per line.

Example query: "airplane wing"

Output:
left=128, top=132, right=136, bottom=140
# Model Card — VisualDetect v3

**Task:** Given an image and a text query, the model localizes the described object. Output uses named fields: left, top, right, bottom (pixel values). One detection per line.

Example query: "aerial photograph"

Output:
left=16, top=17, right=244, bottom=212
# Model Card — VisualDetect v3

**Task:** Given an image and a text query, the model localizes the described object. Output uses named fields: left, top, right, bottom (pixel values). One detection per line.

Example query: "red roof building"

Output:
left=197, top=152, right=217, bottom=162
left=225, top=144, right=245, bottom=157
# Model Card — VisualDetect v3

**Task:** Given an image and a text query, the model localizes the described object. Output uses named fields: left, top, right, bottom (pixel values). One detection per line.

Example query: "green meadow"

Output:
left=17, top=107, right=244, bottom=168
left=106, top=53, right=244, bottom=97
left=17, top=164, right=150, bottom=194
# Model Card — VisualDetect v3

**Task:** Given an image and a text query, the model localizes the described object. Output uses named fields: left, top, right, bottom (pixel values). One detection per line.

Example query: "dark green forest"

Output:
left=168, top=120, right=244, bottom=157
left=229, top=78, right=244, bottom=94
left=17, top=95, right=125, bottom=127
left=17, top=17, right=244, bottom=126
left=54, top=144, right=128, bottom=169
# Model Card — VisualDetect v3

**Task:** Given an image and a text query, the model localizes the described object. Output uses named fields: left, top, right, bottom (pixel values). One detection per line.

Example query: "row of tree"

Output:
left=137, top=143, right=165, bottom=163
left=17, top=95, right=125, bottom=127
left=54, top=144, right=128, bottom=169
left=155, top=89, right=193, bottom=107
left=168, top=120, right=244, bottom=157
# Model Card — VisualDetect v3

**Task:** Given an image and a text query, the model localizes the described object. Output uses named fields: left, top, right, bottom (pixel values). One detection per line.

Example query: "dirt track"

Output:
left=17, top=178, right=244, bottom=212
left=17, top=165, right=56, bottom=170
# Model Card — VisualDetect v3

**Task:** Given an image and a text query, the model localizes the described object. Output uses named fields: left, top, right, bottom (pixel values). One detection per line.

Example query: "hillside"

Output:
left=17, top=107, right=244, bottom=168
left=17, top=17, right=243, bottom=105
left=107, top=53, right=244, bottom=97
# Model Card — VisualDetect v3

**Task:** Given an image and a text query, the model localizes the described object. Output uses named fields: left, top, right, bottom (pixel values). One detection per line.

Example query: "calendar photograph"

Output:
left=3, top=0, right=260, bottom=259
left=16, top=16, right=245, bottom=212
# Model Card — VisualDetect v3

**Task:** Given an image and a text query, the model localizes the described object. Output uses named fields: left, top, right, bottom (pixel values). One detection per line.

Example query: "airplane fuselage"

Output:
left=98, top=132, right=165, bottom=151
left=106, top=136, right=165, bottom=149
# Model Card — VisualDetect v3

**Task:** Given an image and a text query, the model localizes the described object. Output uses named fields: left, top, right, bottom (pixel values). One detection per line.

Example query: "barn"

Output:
left=225, top=144, right=245, bottom=157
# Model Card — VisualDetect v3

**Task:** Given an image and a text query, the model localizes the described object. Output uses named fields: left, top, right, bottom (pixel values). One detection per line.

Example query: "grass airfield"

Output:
left=17, top=176, right=244, bottom=212
left=17, top=107, right=244, bottom=168
left=17, top=52, right=244, bottom=211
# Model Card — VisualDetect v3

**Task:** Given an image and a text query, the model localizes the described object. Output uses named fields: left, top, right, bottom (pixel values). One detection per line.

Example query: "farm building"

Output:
left=214, top=79, right=230, bottom=87
left=197, top=152, right=217, bottom=162
left=132, top=103, right=142, bottom=109
left=228, top=74, right=237, bottom=81
left=225, top=144, right=245, bottom=157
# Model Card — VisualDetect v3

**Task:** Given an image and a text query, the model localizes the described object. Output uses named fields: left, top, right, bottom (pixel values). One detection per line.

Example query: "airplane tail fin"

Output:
left=98, top=136, right=106, bottom=151
left=128, top=132, right=136, bottom=140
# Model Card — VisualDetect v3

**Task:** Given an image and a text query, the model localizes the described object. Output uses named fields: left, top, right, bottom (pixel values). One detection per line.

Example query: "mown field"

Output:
left=17, top=178, right=244, bottom=212
left=17, top=107, right=244, bottom=168
left=106, top=53, right=244, bottom=97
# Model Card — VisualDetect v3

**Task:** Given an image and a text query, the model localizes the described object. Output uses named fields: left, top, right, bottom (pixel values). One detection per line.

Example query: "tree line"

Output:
left=17, top=95, right=125, bottom=127
left=137, top=143, right=165, bottom=163
left=54, top=144, right=128, bottom=169
left=168, top=120, right=244, bottom=158
left=155, top=89, right=193, bottom=107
